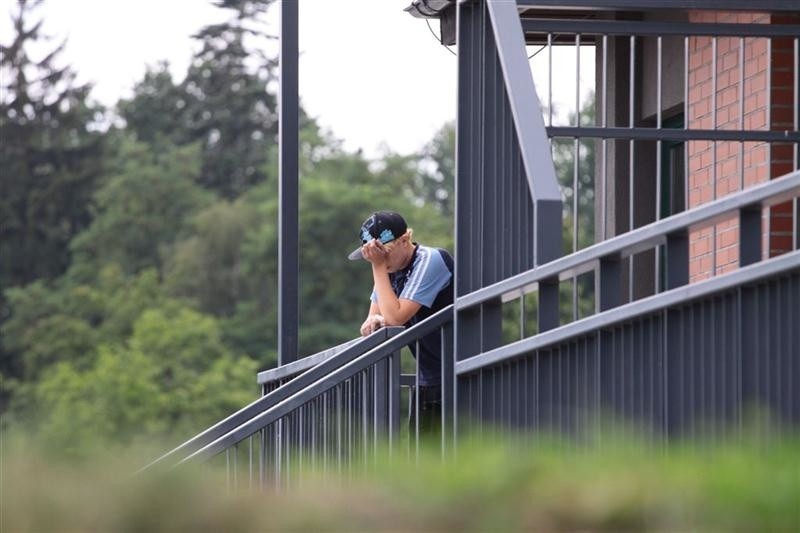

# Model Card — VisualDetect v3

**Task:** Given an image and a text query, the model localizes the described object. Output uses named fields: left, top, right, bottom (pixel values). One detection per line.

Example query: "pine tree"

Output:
left=119, top=0, right=279, bottom=199
left=0, top=0, right=105, bottom=288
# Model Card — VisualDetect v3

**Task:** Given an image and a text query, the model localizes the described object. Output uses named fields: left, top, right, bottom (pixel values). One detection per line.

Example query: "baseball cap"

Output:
left=347, top=211, right=408, bottom=260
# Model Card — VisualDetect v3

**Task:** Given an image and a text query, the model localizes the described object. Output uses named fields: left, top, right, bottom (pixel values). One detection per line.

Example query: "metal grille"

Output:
left=457, top=265, right=800, bottom=441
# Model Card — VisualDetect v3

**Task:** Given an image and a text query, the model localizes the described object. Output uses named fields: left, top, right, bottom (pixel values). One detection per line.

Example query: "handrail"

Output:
left=179, top=305, right=454, bottom=465
left=457, top=169, right=800, bottom=309
left=138, top=327, right=403, bottom=472
left=257, top=337, right=360, bottom=385
left=456, top=249, right=800, bottom=375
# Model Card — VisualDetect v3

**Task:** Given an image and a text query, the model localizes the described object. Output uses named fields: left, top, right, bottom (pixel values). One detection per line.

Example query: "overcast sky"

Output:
left=1, top=0, right=593, bottom=158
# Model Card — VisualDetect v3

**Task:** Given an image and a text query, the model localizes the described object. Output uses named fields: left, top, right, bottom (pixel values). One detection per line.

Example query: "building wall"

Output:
left=687, top=11, right=798, bottom=282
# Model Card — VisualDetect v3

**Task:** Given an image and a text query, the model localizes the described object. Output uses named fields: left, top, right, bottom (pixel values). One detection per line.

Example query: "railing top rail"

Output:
left=456, top=249, right=800, bottom=375
left=180, top=305, right=454, bottom=465
left=521, top=17, right=800, bottom=38
left=138, top=327, right=402, bottom=473
left=457, top=169, right=800, bottom=310
left=257, top=337, right=360, bottom=385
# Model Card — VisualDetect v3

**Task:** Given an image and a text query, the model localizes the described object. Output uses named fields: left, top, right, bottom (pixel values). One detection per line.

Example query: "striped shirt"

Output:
left=370, top=244, right=452, bottom=308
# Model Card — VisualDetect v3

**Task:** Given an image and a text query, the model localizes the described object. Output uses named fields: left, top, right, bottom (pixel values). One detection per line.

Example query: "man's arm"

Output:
left=360, top=301, right=386, bottom=337
left=371, top=266, right=421, bottom=326
left=361, top=238, right=421, bottom=325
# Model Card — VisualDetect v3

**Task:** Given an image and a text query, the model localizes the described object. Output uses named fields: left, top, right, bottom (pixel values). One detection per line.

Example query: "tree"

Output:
left=119, top=0, right=280, bottom=199
left=0, top=0, right=105, bottom=287
left=67, top=137, right=213, bottom=279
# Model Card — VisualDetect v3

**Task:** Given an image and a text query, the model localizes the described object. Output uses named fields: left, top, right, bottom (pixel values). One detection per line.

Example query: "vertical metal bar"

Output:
left=259, top=428, right=265, bottom=491
left=389, top=351, right=401, bottom=455
left=573, top=34, right=581, bottom=319
left=629, top=35, right=636, bottom=301
left=278, top=0, right=299, bottom=365
left=575, top=33, right=581, bottom=128
left=711, top=36, right=718, bottom=276
left=666, top=230, right=690, bottom=289
left=740, top=205, right=762, bottom=266
left=362, top=369, right=368, bottom=466
left=601, top=34, right=609, bottom=241
left=232, top=442, right=238, bottom=494
left=298, top=404, right=304, bottom=476
left=374, top=358, right=388, bottom=443
left=415, top=340, right=420, bottom=462
left=274, top=419, right=282, bottom=488
left=248, top=435, right=253, bottom=491
left=573, top=137, right=580, bottom=319
left=441, top=322, right=455, bottom=458
left=655, top=35, right=663, bottom=293
left=766, top=37, right=772, bottom=257
left=548, top=32, right=553, bottom=127
left=598, top=255, right=622, bottom=312
left=539, top=278, right=559, bottom=332
left=336, top=384, right=342, bottom=474
left=794, top=38, right=799, bottom=250
left=226, top=448, right=231, bottom=495
left=684, top=36, right=690, bottom=211
left=739, top=37, right=745, bottom=191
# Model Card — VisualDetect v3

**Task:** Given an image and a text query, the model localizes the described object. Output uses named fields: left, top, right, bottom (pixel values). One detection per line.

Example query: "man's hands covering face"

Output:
left=361, top=239, right=390, bottom=269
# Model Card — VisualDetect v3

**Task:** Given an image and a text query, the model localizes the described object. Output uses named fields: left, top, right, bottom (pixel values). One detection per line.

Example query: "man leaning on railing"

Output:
left=348, top=211, right=453, bottom=434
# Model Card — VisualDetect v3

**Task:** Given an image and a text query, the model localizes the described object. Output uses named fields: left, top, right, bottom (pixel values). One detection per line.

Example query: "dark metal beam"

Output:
left=516, top=0, right=800, bottom=12
left=279, top=0, right=299, bottom=366
left=522, top=18, right=800, bottom=38
left=547, top=126, right=800, bottom=144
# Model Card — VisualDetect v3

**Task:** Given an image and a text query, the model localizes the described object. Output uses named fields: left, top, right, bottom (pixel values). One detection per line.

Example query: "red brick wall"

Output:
left=686, top=11, right=798, bottom=282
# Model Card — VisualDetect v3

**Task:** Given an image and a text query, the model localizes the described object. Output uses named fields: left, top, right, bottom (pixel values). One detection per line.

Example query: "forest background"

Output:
left=0, top=0, right=593, bottom=454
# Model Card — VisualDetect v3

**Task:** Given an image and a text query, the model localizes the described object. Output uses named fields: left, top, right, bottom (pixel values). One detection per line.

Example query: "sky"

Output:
left=1, top=0, right=594, bottom=158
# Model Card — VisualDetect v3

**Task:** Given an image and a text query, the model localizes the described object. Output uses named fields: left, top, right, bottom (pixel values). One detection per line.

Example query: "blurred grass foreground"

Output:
left=3, top=428, right=799, bottom=532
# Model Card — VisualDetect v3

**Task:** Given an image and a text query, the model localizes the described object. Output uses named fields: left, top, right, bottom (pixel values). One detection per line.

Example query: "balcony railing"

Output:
left=142, top=0, right=799, bottom=484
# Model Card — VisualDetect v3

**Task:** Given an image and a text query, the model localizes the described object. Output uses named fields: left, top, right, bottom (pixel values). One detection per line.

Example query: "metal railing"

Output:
left=139, top=328, right=402, bottom=473
left=142, top=307, right=454, bottom=488
left=454, top=170, right=800, bottom=439
left=142, top=0, right=800, bottom=485
left=520, top=8, right=800, bottom=309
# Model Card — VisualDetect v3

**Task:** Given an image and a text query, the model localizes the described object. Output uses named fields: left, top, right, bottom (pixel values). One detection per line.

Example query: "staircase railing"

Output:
left=141, top=306, right=454, bottom=489
left=139, top=327, right=402, bottom=473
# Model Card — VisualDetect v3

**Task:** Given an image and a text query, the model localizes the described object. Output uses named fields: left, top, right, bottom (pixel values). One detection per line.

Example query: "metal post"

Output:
left=598, top=255, right=622, bottom=311
left=665, top=230, right=689, bottom=289
left=441, top=322, right=455, bottom=458
left=740, top=205, right=762, bottom=266
left=278, top=0, right=299, bottom=365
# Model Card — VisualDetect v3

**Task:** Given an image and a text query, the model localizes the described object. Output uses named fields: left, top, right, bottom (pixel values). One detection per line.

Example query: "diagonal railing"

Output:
left=141, top=307, right=454, bottom=487
left=139, top=327, right=403, bottom=473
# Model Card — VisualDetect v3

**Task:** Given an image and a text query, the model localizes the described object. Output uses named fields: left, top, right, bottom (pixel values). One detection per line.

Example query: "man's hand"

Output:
left=361, top=239, right=389, bottom=269
left=360, top=314, right=385, bottom=337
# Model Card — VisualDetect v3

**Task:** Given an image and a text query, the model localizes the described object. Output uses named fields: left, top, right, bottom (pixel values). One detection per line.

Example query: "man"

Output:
left=348, top=211, right=453, bottom=432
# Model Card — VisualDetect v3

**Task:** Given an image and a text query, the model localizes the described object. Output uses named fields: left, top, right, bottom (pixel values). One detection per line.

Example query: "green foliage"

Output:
left=0, top=0, right=458, bottom=450
left=0, top=0, right=106, bottom=289
left=3, top=431, right=799, bottom=531
left=68, top=138, right=213, bottom=279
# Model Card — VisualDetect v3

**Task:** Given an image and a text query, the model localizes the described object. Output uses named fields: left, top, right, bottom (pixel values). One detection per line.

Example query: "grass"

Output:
left=2, top=428, right=799, bottom=532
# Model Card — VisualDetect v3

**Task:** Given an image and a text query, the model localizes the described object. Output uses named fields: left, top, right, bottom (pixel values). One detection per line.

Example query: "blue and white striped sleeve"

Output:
left=399, top=248, right=452, bottom=308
